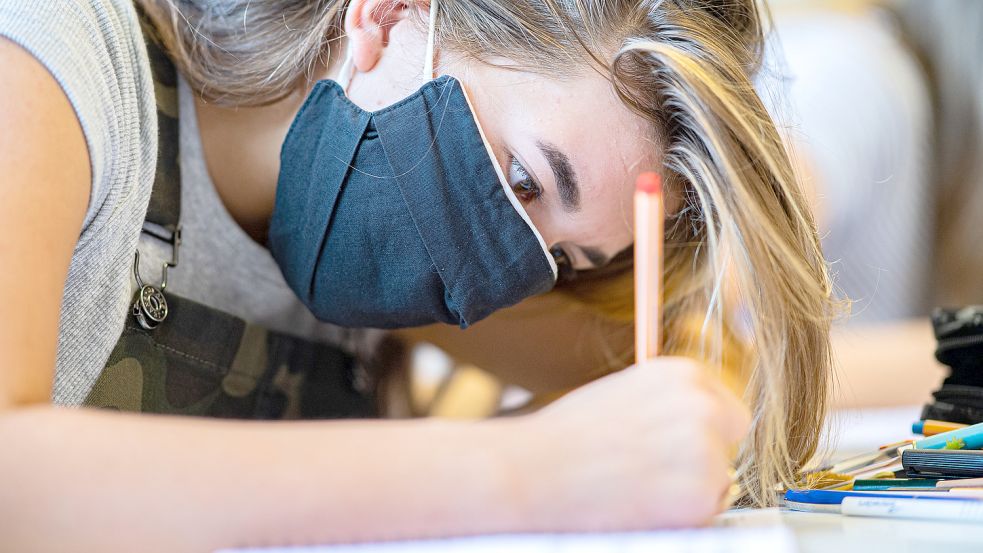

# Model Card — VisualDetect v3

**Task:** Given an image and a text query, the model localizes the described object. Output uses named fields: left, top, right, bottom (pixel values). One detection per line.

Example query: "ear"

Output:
left=346, top=0, right=429, bottom=73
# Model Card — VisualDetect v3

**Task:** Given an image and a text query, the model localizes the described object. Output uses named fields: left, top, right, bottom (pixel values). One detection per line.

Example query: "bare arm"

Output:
left=409, top=297, right=946, bottom=413
left=831, top=319, right=945, bottom=409
left=0, top=407, right=536, bottom=551
left=0, top=38, right=514, bottom=551
left=0, top=38, right=748, bottom=551
left=397, top=293, right=633, bottom=396
left=0, top=38, right=90, bottom=407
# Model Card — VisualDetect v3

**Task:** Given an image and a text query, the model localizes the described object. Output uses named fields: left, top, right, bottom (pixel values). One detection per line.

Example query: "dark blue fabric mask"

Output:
left=269, top=75, right=557, bottom=329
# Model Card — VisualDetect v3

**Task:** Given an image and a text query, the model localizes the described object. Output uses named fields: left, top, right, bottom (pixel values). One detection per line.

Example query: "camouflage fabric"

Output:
left=85, top=295, right=378, bottom=419
left=140, top=8, right=180, bottom=233
left=83, top=9, right=379, bottom=420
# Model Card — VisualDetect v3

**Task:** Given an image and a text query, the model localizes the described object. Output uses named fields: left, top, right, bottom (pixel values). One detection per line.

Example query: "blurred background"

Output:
left=762, top=0, right=983, bottom=321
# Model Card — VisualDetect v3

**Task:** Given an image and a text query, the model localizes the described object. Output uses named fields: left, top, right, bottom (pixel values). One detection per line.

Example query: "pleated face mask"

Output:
left=269, top=1, right=557, bottom=329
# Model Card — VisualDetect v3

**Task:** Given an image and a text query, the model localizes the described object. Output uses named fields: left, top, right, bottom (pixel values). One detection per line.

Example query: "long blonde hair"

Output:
left=138, top=0, right=834, bottom=506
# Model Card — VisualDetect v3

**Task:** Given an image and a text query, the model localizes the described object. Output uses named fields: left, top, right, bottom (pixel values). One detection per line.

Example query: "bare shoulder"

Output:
left=0, top=37, right=90, bottom=407
left=0, top=37, right=91, bottom=191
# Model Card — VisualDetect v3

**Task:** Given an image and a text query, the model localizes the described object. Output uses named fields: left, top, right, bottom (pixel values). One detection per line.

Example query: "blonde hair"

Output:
left=138, top=0, right=834, bottom=507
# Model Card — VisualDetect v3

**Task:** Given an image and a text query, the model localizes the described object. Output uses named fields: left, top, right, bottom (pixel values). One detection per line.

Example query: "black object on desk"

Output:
left=921, top=306, right=983, bottom=425
left=903, top=449, right=983, bottom=479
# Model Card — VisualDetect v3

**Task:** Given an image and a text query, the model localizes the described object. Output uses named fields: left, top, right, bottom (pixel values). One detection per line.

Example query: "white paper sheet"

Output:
left=218, top=525, right=796, bottom=553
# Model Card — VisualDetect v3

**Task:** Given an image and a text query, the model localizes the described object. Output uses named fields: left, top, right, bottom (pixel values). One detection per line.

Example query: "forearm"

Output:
left=0, top=406, right=529, bottom=552
left=831, top=319, right=946, bottom=409
left=398, top=293, right=632, bottom=395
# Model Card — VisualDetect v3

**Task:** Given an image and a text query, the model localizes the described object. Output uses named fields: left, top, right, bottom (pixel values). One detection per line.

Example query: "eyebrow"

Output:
left=537, top=141, right=581, bottom=212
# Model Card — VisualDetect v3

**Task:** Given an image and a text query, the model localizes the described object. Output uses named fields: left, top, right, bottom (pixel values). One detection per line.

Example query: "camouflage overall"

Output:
left=83, top=13, right=380, bottom=420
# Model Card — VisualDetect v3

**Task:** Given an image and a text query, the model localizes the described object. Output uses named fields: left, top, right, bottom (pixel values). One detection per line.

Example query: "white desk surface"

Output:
left=777, top=509, right=983, bottom=552
left=226, top=510, right=983, bottom=553
left=737, top=405, right=983, bottom=552
left=228, top=408, right=983, bottom=552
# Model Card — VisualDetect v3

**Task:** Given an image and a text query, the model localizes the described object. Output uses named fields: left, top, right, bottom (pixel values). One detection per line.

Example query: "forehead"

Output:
left=536, top=75, right=656, bottom=195
left=491, top=67, right=658, bottom=229
left=491, top=67, right=654, bottom=161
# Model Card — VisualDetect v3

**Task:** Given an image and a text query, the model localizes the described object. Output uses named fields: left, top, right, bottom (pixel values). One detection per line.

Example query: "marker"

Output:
left=784, top=489, right=974, bottom=513
left=785, top=489, right=964, bottom=505
left=634, top=172, right=663, bottom=364
left=853, top=478, right=942, bottom=491
left=841, top=496, right=983, bottom=523
left=938, top=477, right=983, bottom=489
left=821, top=424, right=983, bottom=478
left=914, top=421, right=983, bottom=450
left=912, top=419, right=968, bottom=437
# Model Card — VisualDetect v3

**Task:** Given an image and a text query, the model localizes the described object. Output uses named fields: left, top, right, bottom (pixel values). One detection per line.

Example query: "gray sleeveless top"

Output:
left=0, top=0, right=377, bottom=405
left=0, top=0, right=157, bottom=404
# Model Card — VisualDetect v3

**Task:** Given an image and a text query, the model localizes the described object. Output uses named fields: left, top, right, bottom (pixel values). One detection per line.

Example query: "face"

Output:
left=343, top=14, right=659, bottom=273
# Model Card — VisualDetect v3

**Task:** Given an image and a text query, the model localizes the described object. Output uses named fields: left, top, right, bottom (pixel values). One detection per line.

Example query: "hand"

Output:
left=511, top=357, right=751, bottom=531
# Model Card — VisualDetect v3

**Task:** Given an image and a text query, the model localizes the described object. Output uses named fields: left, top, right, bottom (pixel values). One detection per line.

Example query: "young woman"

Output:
left=0, top=0, right=833, bottom=550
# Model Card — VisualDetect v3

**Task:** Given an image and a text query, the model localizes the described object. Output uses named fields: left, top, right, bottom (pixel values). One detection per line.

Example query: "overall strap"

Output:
left=127, top=6, right=181, bottom=331
left=137, top=8, right=182, bottom=246
left=84, top=6, right=381, bottom=419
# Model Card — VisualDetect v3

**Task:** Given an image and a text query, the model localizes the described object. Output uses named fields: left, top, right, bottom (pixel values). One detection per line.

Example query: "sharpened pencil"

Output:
left=634, top=172, right=664, bottom=364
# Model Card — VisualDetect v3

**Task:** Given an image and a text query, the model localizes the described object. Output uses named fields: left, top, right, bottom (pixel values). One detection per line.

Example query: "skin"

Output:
left=196, top=0, right=653, bottom=396
left=198, top=1, right=650, bottom=270
left=400, top=293, right=635, bottom=397
left=0, top=0, right=750, bottom=549
left=831, top=320, right=944, bottom=409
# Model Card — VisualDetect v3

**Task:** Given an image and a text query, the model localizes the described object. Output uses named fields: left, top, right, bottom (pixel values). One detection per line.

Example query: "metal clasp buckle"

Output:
left=131, top=224, right=182, bottom=330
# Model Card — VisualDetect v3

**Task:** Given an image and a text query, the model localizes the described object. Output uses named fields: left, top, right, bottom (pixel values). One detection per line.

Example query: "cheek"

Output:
left=577, top=182, right=635, bottom=240
left=582, top=212, right=634, bottom=252
left=520, top=202, right=562, bottom=246
left=522, top=201, right=634, bottom=254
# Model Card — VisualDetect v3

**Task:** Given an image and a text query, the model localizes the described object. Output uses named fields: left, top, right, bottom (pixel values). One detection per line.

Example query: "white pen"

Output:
left=841, top=496, right=983, bottom=523
left=937, top=476, right=983, bottom=489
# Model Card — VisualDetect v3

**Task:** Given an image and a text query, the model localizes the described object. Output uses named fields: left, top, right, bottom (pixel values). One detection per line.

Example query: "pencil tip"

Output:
left=636, top=172, right=662, bottom=194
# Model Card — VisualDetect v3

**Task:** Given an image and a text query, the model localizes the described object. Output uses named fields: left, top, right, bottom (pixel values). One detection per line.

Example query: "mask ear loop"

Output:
left=423, top=0, right=438, bottom=80
left=422, top=0, right=556, bottom=281
left=343, top=1, right=435, bottom=91
left=337, top=43, right=357, bottom=92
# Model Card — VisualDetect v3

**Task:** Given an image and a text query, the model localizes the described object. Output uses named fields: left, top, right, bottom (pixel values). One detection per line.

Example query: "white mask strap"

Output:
left=337, top=43, right=357, bottom=92
left=455, top=85, right=560, bottom=281
left=424, top=0, right=438, bottom=80
left=342, top=1, right=436, bottom=90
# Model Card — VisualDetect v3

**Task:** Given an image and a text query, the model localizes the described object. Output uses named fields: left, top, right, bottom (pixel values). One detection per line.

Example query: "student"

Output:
left=0, top=0, right=832, bottom=550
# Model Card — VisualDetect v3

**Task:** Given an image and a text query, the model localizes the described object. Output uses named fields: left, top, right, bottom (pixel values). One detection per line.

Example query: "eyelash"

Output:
left=508, top=156, right=578, bottom=281
left=508, top=156, right=543, bottom=203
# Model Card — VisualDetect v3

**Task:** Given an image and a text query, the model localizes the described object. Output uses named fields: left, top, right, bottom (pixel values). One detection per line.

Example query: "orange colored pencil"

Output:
left=921, top=420, right=969, bottom=437
left=634, top=172, right=664, bottom=365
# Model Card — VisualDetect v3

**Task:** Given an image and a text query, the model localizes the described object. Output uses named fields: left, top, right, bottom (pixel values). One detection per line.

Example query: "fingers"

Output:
left=699, top=371, right=751, bottom=445
left=633, top=356, right=751, bottom=446
left=720, top=469, right=743, bottom=511
left=675, top=431, right=739, bottom=521
left=529, top=355, right=751, bottom=529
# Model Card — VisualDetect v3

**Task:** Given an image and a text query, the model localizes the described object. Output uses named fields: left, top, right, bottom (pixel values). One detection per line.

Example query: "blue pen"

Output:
left=783, top=489, right=974, bottom=514
left=785, top=489, right=967, bottom=505
left=915, top=421, right=983, bottom=450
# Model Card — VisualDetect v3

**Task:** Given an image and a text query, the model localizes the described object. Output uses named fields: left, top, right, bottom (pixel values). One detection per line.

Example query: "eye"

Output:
left=551, top=246, right=578, bottom=283
left=508, top=157, right=542, bottom=203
